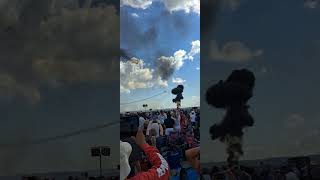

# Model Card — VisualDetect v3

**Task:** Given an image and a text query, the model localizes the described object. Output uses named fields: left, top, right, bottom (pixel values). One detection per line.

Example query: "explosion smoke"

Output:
left=156, top=57, right=176, bottom=80
left=206, top=69, right=255, bottom=165
left=171, top=85, right=184, bottom=107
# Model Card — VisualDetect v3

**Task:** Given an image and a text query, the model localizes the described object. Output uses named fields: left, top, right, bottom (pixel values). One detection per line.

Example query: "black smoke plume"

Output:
left=206, top=69, right=255, bottom=164
left=171, top=85, right=184, bottom=104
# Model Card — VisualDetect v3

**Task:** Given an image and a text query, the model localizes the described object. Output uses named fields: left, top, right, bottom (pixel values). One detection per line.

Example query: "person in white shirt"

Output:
left=146, top=120, right=162, bottom=137
left=172, top=110, right=181, bottom=132
left=190, top=110, right=196, bottom=126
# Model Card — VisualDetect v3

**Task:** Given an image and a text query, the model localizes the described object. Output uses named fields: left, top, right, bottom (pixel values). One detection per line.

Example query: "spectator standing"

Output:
left=158, top=110, right=167, bottom=125
left=164, top=113, right=175, bottom=135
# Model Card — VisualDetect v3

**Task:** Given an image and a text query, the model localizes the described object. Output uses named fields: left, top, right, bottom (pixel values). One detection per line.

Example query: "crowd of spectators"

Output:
left=200, top=161, right=312, bottom=180
left=121, top=107, right=200, bottom=179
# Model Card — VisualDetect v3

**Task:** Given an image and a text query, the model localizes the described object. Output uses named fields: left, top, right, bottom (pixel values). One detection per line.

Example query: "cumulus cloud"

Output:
left=187, top=40, right=200, bottom=60
left=172, top=77, right=186, bottom=84
left=120, top=40, right=199, bottom=93
left=209, top=40, right=263, bottom=62
left=304, top=0, right=319, bottom=8
left=120, top=58, right=167, bottom=93
left=0, top=0, right=119, bottom=103
left=163, top=0, right=200, bottom=15
left=285, top=113, right=306, bottom=129
left=120, top=0, right=152, bottom=9
left=121, top=0, right=199, bottom=15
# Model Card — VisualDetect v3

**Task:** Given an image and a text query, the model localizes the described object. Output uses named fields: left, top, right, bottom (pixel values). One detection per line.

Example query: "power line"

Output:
left=0, top=120, right=119, bottom=148
left=0, top=91, right=168, bottom=148
left=120, top=90, right=168, bottom=105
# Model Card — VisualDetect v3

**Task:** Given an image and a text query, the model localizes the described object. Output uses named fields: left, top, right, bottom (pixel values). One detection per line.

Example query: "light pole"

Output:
left=91, top=146, right=110, bottom=177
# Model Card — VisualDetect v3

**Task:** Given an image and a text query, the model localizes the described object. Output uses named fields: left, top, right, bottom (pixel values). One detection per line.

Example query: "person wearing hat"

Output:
left=120, top=129, right=170, bottom=180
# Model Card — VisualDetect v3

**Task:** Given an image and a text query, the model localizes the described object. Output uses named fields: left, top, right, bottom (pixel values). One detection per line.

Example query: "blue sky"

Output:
left=201, top=0, right=320, bottom=162
left=120, top=0, right=200, bottom=112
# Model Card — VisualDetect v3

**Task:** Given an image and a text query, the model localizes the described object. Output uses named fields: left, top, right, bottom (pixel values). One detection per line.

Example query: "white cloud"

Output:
left=120, top=0, right=153, bottom=9
left=187, top=40, right=200, bottom=60
left=209, top=40, right=263, bottom=62
left=121, top=40, right=199, bottom=93
left=285, top=113, right=306, bottom=129
left=174, top=49, right=188, bottom=68
left=172, top=77, right=186, bottom=84
left=196, top=67, right=200, bottom=70
left=120, top=57, right=168, bottom=93
left=131, top=13, right=139, bottom=18
left=121, top=0, right=200, bottom=15
left=162, top=0, right=200, bottom=15
left=304, top=0, right=319, bottom=8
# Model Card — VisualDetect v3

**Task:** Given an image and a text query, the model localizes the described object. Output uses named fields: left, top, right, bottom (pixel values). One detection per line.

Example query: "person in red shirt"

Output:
left=120, top=129, right=170, bottom=180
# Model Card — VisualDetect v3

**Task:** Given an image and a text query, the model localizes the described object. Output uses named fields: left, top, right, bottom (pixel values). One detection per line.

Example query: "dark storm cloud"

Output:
left=0, top=0, right=119, bottom=103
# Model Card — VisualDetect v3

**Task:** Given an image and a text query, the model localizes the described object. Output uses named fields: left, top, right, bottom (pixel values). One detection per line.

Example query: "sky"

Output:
left=1, top=0, right=319, bottom=176
left=0, top=0, right=119, bottom=176
left=201, top=0, right=320, bottom=163
left=120, top=0, right=200, bottom=112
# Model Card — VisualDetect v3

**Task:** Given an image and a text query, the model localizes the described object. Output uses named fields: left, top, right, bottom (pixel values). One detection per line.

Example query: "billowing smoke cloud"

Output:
left=120, top=40, right=199, bottom=93
left=156, top=52, right=185, bottom=80
left=156, top=40, right=200, bottom=80
left=206, top=69, right=255, bottom=164
left=0, top=0, right=119, bottom=103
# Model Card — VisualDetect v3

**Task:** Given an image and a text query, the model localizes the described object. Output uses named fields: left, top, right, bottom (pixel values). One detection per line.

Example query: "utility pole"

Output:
left=99, top=152, right=102, bottom=177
